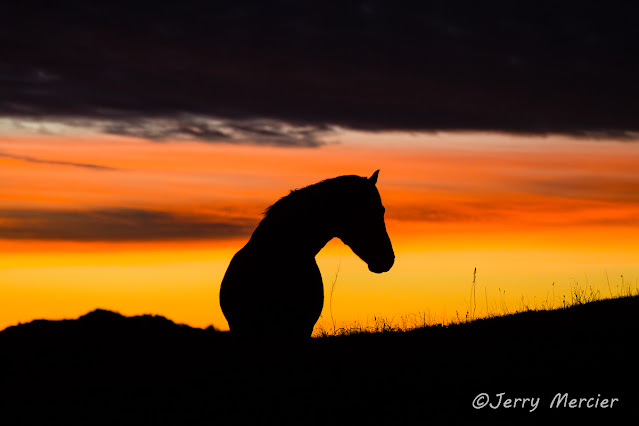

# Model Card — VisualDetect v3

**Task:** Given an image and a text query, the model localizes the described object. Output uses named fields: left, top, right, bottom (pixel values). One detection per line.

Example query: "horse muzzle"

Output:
left=367, top=255, right=394, bottom=274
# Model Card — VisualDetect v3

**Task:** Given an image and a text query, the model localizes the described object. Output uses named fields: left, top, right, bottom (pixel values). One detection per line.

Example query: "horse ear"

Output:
left=368, top=170, right=380, bottom=185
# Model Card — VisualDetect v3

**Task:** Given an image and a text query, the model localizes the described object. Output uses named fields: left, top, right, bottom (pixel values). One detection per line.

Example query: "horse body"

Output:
left=219, top=171, right=394, bottom=342
left=221, top=247, right=325, bottom=341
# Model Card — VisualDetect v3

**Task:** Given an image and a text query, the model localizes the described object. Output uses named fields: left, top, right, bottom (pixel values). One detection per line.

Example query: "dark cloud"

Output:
left=0, top=208, right=256, bottom=241
left=98, top=117, right=329, bottom=146
left=0, top=151, right=118, bottom=170
left=1, top=1, right=638, bottom=142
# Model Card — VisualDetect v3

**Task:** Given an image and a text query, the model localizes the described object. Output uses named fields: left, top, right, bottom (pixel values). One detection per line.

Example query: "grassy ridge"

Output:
left=1, top=295, right=637, bottom=425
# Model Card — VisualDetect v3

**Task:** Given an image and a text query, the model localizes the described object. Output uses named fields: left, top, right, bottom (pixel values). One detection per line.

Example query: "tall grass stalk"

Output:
left=329, top=261, right=341, bottom=335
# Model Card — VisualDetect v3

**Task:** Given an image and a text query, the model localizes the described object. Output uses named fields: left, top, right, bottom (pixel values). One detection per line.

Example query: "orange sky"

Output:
left=1, top=131, right=638, bottom=332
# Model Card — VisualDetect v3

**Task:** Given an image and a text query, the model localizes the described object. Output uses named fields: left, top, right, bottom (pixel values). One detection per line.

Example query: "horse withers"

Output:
left=219, top=171, right=394, bottom=343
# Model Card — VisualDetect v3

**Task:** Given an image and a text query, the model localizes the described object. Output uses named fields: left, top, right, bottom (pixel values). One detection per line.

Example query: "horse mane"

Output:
left=263, top=175, right=363, bottom=219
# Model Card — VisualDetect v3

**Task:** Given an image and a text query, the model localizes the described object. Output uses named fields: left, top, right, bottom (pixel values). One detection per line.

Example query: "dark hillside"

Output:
left=1, top=297, right=637, bottom=425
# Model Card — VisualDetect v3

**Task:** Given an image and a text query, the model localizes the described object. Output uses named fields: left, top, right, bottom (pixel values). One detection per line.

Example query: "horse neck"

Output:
left=247, top=197, right=335, bottom=258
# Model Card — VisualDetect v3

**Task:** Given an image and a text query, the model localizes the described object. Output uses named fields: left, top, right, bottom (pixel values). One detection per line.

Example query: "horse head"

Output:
left=336, top=170, right=395, bottom=274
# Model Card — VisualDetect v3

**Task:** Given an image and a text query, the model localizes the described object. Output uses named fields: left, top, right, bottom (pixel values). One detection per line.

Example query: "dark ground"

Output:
left=1, top=296, right=637, bottom=425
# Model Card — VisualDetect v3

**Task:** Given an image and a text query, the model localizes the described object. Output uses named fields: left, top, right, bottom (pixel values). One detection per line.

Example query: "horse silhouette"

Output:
left=219, top=170, right=394, bottom=342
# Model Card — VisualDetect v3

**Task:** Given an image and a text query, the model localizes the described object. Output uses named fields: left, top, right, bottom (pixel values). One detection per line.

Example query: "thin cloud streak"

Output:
left=0, top=151, right=118, bottom=170
left=0, top=208, right=256, bottom=241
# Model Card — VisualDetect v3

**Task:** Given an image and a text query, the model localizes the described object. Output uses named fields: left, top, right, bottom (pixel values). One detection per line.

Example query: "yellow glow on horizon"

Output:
left=1, top=131, right=638, bottom=333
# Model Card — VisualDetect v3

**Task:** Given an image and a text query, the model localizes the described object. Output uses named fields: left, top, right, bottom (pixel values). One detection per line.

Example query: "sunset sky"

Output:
left=1, top=1, right=638, bottom=333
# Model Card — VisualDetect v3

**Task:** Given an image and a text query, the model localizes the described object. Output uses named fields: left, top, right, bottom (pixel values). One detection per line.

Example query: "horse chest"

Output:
left=222, top=249, right=323, bottom=307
